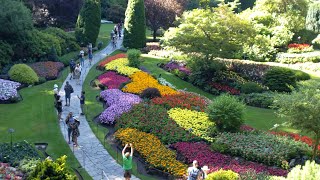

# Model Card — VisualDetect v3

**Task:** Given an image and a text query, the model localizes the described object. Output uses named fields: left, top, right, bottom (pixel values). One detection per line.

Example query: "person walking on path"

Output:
left=187, top=160, right=200, bottom=180
left=55, top=95, right=63, bottom=121
left=69, top=59, right=76, bottom=80
left=77, top=91, right=85, bottom=115
left=64, top=81, right=74, bottom=106
left=122, top=143, right=134, bottom=180
left=65, top=112, right=75, bottom=144
left=71, top=117, right=80, bottom=147
left=88, top=43, right=93, bottom=66
left=79, top=49, right=85, bottom=67
left=74, top=63, right=81, bottom=85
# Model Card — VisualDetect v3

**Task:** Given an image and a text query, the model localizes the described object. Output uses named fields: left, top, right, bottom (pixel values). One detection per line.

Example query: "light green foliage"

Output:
left=76, top=0, right=101, bottom=46
left=123, top=0, right=147, bottom=48
left=9, top=64, right=39, bottom=85
left=270, top=26, right=294, bottom=47
left=206, top=169, right=239, bottom=180
left=286, top=160, right=320, bottom=179
left=127, top=49, right=142, bottom=68
left=0, top=40, right=13, bottom=69
left=206, top=94, right=245, bottom=132
left=243, top=34, right=277, bottom=61
left=263, top=68, right=296, bottom=92
left=306, top=2, right=320, bottom=33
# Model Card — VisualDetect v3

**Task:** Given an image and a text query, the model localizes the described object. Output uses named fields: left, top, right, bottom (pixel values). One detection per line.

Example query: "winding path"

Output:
left=58, top=38, right=139, bottom=180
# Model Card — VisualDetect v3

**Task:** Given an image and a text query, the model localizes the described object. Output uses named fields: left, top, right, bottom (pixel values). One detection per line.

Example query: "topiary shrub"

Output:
left=263, top=67, right=297, bottom=92
left=206, top=169, right=239, bottom=180
left=140, top=88, right=161, bottom=99
left=240, top=82, right=264, bottom=94
left=292, top=70, right=311, bottom=81
left=206, top=94, right=245, bottom=132
left=9, top=64, right=39, bottom=85
left=127, top=49, right=141, bottom=68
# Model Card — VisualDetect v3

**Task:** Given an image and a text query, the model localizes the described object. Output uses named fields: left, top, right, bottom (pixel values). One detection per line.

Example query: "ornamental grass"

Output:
left=114, top=128, right=187, bottom=177
left=105, top=58, right=141, bottom=76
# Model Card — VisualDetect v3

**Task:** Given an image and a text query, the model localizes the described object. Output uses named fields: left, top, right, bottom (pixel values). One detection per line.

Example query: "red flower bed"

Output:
left=98, top=71, right=130, bottom=89
left=151, top=92, right=210, bottom=111
left=98, top=53, right=127, bottom=68
left=171, top=142, right=288, bottom=176
left=29, top=61, right=64, bottom=80
left=288, top=43, right=311, bottom=50
left=210, top=82, right=240, bottom=95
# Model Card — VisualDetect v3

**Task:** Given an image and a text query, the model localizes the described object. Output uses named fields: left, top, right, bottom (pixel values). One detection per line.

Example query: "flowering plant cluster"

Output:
left=97, top=71, right=130, bottom=89
left=29, top=61, right=64, bottom=80
left=114, top=128, right=187, bottom=176
left=287, top=43, right=313, bottom=53
left=167, top=108, right=214, bottom=141
left=122, top=71, right=178, bottom=96
left=163, top=61, right=191, bottom=75
left=0, top=79, right=21, bottom=102
left=99, top=89, right=141, bottom=124
left=210, top=82, right=240, bottom=95
left=105, top=58, right=141, bottom=76
left=142, top=42, right=161, bottom=52
left=170, top=142, right=288, bottom=176
left=214, top=132, right=312, bottom=166
left=98, top=53, right=127, bottom=68
left=0, top=162, right=23, bottom=180
left=157, top=77, right=176, bottom=89
left=116, top=104, right=200, bottom=144
left=152, top=92, right=209, bottom=111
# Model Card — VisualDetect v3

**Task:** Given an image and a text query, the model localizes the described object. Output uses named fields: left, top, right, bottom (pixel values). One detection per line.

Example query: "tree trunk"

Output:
left=153, top=29, right=157, bottom=42
left=312, top=135, right=320, bottom=160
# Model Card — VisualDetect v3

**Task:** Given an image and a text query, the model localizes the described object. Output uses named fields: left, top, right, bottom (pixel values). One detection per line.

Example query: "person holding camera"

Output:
left=122, top=143, right=134, bottom=180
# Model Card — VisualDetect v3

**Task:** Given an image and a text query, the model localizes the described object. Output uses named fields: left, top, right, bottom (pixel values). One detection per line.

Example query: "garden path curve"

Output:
left=58, top=38, right=139, bottom=180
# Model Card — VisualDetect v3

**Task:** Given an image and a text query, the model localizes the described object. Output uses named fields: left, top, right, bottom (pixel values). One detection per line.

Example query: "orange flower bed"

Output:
left=98, top=53, right=127, bottom=68
left=114, top=128, right=187, bottom=176
left=122, top=71, right=178, bottom=96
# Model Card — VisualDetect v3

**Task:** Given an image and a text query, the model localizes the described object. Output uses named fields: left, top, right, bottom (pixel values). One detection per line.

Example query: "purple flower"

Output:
left=163, top=61, right=191, bottom=75
left=0, top=79, right=21, bottom=101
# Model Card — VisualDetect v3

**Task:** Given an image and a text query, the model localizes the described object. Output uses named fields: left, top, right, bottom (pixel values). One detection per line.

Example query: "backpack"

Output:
left=189, top=168, right=199, bottom=180
left=70, top=86, right=74, bottom=93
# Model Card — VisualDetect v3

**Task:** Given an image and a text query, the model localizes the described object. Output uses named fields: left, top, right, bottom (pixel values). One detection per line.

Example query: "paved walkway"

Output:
left=58, top=38, right=139, bottom=180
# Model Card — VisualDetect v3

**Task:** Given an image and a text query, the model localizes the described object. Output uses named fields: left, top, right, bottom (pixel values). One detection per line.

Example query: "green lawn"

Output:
left=0, top=69, right=92, bottom=179
left=97, top=24, right=116, bottom=49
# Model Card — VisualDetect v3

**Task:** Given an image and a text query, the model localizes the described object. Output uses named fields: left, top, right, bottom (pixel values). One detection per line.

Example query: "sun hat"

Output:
left=201, top=166, right=210, bottom=171
left=54, top=84, right=58, bottom=88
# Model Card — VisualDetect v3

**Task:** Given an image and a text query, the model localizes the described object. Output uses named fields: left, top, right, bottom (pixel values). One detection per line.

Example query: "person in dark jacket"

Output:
left=64, top=81, right=74, bottom=106
left=69, top=59, right=76, bottom=80
left=55, top=95, right=63, bottom=121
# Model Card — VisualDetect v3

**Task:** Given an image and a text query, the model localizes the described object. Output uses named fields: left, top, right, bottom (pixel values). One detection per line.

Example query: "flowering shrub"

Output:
left=0, top=79, right=20, bottom=102
left=210, top=82, right=240, bottom=95
left=98, top=53, right=127, bottom=68
left=152, top=92, right=209, bottom=111
left=141, top=42, right=161, bottom=52
left=171, top=142, right=288, bottom=176
left=114, top=128, right=187, bottom=176
left=97, top=71, right=130, bottom=89
left=206, top=169, right=239, bottom=180
left=157, top=77, right=176, bottom=89
left=214, top=132, right=312, bottom=166
left=116, top=104, right=200, bottom=144
left=122, top=71, right=178, bottom=96
left=0, top=162, right=24, bottom=180
left=99, top=89, right=142, bottom=124
left=287, top=43, right=314, bottom=53
left=29, top=61, right=64, bottom=80
left=163, top=61, right=191, bottom=75
left=167, top=108, right=214, bottom=141
left=105, top=58, right=141, bottom=76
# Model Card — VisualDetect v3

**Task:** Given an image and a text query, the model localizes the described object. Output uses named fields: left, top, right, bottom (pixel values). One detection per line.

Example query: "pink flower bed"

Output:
left=98, top=71, right=130, bottom=89
left=171, top=142, right=288, bottom=176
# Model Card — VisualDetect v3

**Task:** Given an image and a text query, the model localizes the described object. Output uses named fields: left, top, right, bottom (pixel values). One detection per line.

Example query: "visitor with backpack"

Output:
left=55, top=95, right=63, bottom=121
left=79, top=49, right=85, bottom=67
left=69, top=59, right=76, bottom=80
left=64, top=81, right=74, bottom=106
left=65, top=112, right=74, bottom=144
left=122, top=143, right=134, bottom=180
left=71, top=117, right=80, bottom=147
left=187, top=160, right=200, bottom=180
left=77, top=91, right=85, bottom=115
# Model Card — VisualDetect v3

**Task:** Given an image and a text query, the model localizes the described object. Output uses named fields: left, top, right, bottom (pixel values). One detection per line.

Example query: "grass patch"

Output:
left=0, top=68, right=92, bottom=179
left=97, top=24, right=116, bottom=50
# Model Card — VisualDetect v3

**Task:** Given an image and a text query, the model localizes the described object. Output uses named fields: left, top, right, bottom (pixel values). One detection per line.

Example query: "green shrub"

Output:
left=239, top=169, right=273, bottom=180
left=285, top=160, right=320, bottom=179
left=48, top=47, right=59, bottom=62
left=292, top=70, right=310, bottom=81
left=241, top=82, right=264, bottom=94
left=312, top=34, right=320, bottom=49
left=239, top=92, right=275, bottom=109
left=127, top=49, right=141, bottom=68
left=292, top=29, right=318, bottom=44
left=59, top=51, right=79, bottom=66
left=0, top=40, right=13, bottom=69
left=263, top=68, right=297, bottom=92
left=206, top=169, right=239, bottom=180
left=276, top=56, right=320, bottom=64
left=20, top=159, right=40, bottom=174
left=140, top=88, right=161, bottom=99
left=206, top=94, right=245, bottom=132
left=211, top=143, right=228, bottom=154
left=9, top=64, right=39, bottom=84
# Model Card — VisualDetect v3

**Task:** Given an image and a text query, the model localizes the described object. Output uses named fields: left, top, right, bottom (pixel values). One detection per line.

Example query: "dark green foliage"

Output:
left=75, top=0, right=101, bottom=46
left=206, top=94, right=245, bottom=132
left=9, top=64, right=39, bottom=85
left=306, top=2, right=320, bottom=33
left=48, top=47, right=59, bottom=62
left=239, top=0, right=256, bottom=10
left=292, top=29, right=317, bottom=44
left=240, top=82, right=264, bottom=94
left=239, top=92, right=275, bottom=109
left=105, top=4, right=126, bottom=23
left=123, top=0, right=147, bottom=48
left=140, top=88, right=161, bottom=99
left=59, top=51, right=79, bottom=66
left=127, top=49, right=141, bottom=68
left=0, top=141, right=40, bottom=167
left=293, top=70, right=311, bottom=81
left=0, top=41, right=13, bottom=69
left=263, top=68, right=297, bottom=92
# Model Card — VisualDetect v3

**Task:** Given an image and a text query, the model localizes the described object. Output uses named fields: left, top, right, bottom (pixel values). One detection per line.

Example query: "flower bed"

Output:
left=29, top=61, right=64, bottom=80
left=98, top=53, right=127, bottom=68
left=115, top=104, right=200, bottom=144
left=167, top=108, right=214, bottom=141
left=163, top=61, right=191, bottom=75
left=105, top=58, right=141, bottom=76
left=171, top=142, right=288, bottom=176
left=214, top=132, right=312, bottom=166
left=97, top=71, right=130, bottom=89
left=99, top=89, right=142, bottom=124
left=210, top=82, right=240, bottom=95
left=0, top=79, right=21, bottom=102
left=151, top=92, right=209, bottom=111
left=122, top=71, right=178, bottom=96
left=0, top=162, right=24, bottom=180
left=287, top=44, right=314, bottom=53
left=114, top=128, right=187, bottom=177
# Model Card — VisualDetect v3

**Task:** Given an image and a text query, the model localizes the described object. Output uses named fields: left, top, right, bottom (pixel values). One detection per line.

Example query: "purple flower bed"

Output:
left=97, top=71, right=130, bottom=89
left=99, top=89, right=142, bottom=124
left=0, top=79, right=21, bottom=101
left=171, top=142, right=288, bottom=177
left=164, top=61, right=191, bottom=75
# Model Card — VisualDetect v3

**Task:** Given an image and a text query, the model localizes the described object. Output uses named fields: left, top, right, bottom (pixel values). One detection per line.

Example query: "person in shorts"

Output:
left=122, top=143, right=134, bottom=180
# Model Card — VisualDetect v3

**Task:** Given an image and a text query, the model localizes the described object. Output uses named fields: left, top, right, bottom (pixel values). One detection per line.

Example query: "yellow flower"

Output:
left=105, top=58, right=141, bottom=76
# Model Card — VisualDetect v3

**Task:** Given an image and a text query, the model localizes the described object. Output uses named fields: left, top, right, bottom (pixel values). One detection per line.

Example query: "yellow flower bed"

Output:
left=105, top=58, right=141, bottom=76
left=168, top=108, right=215, bottom=141
left=122, top=71, right=178, bottom=96
left=114, top=128, right=187, bottom=176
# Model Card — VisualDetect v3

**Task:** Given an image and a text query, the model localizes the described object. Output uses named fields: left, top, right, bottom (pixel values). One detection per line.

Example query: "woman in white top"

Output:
left=74, top=64, right=81, bottom=85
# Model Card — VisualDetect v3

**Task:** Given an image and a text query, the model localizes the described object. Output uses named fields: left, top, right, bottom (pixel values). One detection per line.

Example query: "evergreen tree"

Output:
left=123, top=0, right=146, bottom=48
left=75, top=0, right=101, bottom=46
left=306, top=2, right=320, bottom=33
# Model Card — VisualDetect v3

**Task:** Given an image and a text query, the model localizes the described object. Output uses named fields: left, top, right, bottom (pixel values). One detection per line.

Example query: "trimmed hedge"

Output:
left=9, top=64, right=39, bottom=85
left=263, top=68, right=297, bottom=92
